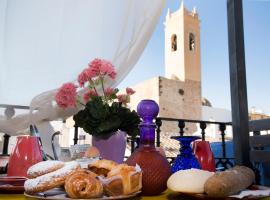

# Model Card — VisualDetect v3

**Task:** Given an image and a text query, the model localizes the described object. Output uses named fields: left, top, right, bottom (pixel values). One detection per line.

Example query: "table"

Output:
left=1, top=191, right=270, bottom=200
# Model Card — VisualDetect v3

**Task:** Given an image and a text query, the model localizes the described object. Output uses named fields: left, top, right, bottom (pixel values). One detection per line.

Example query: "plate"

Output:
left=24, top=188, right=141, bottom=200
left=0, top=176, right=26, bottom=193
left=0, top=176, right=26, bottom=186
left=172, top=185, right=270, bottom=200
left=175, top=193, right=243, bottom=200
left=0, top=185, right=25, bottom=194
left=175, top=193, right=270, bottom=200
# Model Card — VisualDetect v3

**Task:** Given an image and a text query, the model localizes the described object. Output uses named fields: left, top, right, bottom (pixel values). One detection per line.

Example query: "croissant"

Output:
left=102, top=164, right=142, bottom=196
left=64, top=170, right=103, bottom=199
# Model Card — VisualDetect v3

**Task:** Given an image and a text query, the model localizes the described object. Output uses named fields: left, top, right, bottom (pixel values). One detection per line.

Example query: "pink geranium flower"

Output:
left=100, top=61, right=116, bottom=79
left=77, top=67, right=96, bottom=87
left=83, top=89, right=98, bottom=102
left=117, top=94, right=129, bottom=104
left=55, top=58, right=135, bottom=108
left=55, top=83, right=77, bottom=108
left=88, top=58, right=116, bottom=79
left=55, top=58, right=140, bottom=141
left=104, top=87, right=115, bottom=96
left=126, top=87, right=135, bottom=95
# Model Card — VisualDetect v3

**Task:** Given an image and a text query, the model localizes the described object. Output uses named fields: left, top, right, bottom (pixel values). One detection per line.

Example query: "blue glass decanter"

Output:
left=171, top=136, right=201, bottom=173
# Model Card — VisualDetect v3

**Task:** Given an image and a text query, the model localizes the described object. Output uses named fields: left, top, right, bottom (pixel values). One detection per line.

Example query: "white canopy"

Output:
left=0, top=0, right=166, bottom=136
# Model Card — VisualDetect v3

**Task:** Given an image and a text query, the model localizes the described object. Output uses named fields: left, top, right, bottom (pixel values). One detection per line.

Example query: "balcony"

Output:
left=126, top=117, right=270, bottom=185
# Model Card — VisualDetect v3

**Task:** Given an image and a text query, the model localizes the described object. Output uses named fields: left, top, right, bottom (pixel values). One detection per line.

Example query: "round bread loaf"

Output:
left=204, top=166, right=255, bottom=197
left=167, top=169, right=214, bottom=193
left=84, top=146, right=100, bottom=158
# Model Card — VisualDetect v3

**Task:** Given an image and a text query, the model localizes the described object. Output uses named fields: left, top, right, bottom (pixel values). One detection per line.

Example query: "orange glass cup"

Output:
left=193, top=140, right=216, bottom=172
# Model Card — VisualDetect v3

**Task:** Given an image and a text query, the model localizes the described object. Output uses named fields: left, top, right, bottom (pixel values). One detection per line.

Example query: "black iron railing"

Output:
left=127, top=117, right=234, bottom=170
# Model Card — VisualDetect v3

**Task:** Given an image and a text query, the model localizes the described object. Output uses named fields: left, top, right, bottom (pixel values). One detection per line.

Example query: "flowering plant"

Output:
left=55, top=58, right=140, bottom=139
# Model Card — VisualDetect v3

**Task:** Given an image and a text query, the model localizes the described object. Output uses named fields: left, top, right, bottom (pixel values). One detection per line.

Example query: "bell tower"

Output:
left=128, top=1, right=202, bottom=133
left=164, top=1, right=201, bottom=82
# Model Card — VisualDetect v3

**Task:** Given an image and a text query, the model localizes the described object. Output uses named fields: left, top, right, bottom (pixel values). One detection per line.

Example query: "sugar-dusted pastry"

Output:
left=204, top=166, right=255, bottom=197
left=65, top=169, right=103, bottom=199
left=27, top=160, right=65, bottom=179
left=88, top=159, right=118, bottom=177
left=24, top=161, right=80, bottom=194
left=101, top=164, right=142, bottom=196
left=167, top=168, right=214, bottom=193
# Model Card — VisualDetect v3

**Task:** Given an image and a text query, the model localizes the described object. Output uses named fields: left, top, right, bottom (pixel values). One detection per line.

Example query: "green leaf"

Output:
left=73, top=97, right=140, bottom=138
left=97, top=115, right=121, bottom=133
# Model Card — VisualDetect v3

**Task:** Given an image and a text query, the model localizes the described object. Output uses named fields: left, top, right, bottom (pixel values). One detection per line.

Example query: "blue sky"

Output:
left=119, top=0, right=270, bottom=114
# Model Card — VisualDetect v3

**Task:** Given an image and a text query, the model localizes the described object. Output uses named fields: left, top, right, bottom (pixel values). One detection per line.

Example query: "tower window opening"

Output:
left=171, top=34, right=177, bottom=51
left=189, top=33, right=195, bottom=51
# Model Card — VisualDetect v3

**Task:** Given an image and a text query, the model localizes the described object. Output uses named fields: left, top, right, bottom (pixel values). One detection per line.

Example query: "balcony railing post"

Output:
left=156, top=118, right=162, bottom=147
left=73, top=125, right=79, bottom=145
left=219, top=123, right=227, bottom=158
left=2, top=134, right=10, bottom=155
left=200, top=122, right=207, bottom=141
left=131, top=137, right=136, bottom=152
left=253, top=131, right=261, bottom=136
left=178, top=120, right=185, bottom=136
left=252, top=130, right=262, bottom=184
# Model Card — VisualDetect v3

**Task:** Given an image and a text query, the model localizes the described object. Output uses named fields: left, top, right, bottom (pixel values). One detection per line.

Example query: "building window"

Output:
left=171, top=34, right=177, bottom=51
left=189, top=33, right=195, bottom=51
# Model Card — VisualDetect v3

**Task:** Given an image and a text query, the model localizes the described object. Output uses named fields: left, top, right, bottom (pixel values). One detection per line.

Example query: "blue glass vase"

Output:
left=171, top=136, right=201, bottom=173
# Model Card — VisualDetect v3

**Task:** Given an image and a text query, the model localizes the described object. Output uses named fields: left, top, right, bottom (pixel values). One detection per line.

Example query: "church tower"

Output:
left=164, top=1, right=201, bottom=82
left=128, top=1, right=202, bottom=134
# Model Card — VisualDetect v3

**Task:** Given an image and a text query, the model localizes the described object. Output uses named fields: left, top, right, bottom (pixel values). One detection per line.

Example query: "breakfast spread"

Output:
left=24, top=158, right=267, bottom=199
left=24, top=159, right=142, bottom=199
left=167, top=165, right=256, bottom=198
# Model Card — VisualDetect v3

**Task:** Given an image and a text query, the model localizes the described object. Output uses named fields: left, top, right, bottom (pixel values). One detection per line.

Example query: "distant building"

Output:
left=249, top=111, right=270, bottom=121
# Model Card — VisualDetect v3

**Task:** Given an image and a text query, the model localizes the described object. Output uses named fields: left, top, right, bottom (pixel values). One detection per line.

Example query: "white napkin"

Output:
left=230, top=189, right=270, bottom=199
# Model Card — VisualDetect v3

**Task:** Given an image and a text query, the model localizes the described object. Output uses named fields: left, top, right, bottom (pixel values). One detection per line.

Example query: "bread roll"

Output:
left=88, top=159, right=118, bottom=177
left=101, top=164, right=142, bottom=196
left=204, top=166, right=255, bottom=197
left=167, top=169, right=214, bottom=193
left=84, top=146, right=100, bottom=158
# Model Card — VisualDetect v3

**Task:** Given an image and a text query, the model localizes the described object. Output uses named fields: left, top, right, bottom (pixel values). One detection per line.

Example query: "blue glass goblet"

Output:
left=171, top=136, right=201, bottom=173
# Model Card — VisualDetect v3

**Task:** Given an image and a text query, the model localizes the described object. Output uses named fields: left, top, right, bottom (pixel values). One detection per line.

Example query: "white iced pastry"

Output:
left=167, top=168, right=214, bottom=193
